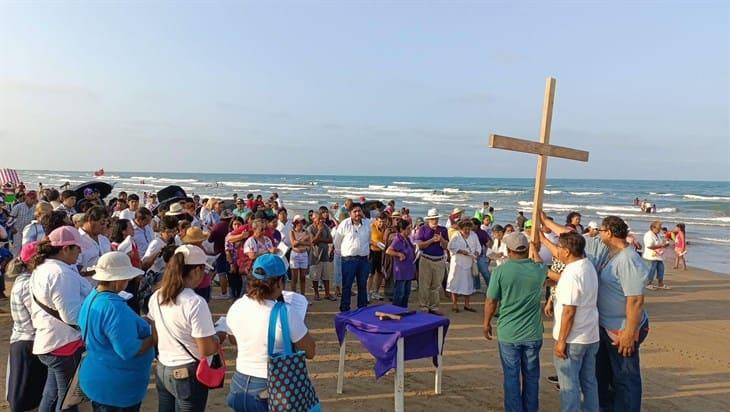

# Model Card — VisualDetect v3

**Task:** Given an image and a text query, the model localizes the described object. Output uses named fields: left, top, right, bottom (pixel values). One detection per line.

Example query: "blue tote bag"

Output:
left=267, top=302, right=320, bottom=412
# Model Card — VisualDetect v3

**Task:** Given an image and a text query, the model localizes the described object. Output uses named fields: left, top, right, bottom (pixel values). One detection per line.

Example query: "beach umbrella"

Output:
left=71, top=181, right=113, bottom=199
left=153, top=196, right=187, bottom=216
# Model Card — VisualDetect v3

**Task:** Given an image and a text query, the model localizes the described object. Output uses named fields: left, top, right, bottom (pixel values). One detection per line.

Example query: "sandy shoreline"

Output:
left=1, top=265, right=728, bottom=411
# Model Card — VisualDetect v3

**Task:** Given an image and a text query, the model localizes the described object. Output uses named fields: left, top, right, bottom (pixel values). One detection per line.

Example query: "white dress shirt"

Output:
left=333, top=217, right=371, bottom=257
left=77, top=228, right=112, bottom=272
left=132, top=220, right=154, bottom=255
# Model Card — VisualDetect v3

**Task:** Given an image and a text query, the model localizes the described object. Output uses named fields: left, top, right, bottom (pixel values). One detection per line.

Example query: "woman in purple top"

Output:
left=386, top=220, right=416, bottom=308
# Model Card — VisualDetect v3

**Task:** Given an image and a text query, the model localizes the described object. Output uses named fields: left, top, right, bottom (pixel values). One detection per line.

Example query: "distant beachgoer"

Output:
left=516, top=211, right=527, bottom=232
left=233, top=197, right=250, bottom=219
left=474, top=201, right=490, bottom=222
left=651, top=204, right=657, bottom=214
left=643, top=221, right=671, bottom=290
left=673, top=223, right=687, bottom=270
left=566, top=212, right=584, bottom=234
left=446, top=219, right=480, bottom=313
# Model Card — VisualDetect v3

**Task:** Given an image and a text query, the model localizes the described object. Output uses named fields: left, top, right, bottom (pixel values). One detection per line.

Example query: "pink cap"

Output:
left=20, top=241, right=39, bottom=263
left=48, top=226, right=82, bottom=248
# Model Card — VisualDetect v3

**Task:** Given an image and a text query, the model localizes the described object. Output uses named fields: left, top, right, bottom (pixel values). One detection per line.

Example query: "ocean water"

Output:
left=18, top=170, right=730, bottom=273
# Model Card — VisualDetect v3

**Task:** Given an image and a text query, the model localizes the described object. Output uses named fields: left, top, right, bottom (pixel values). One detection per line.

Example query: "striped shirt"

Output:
left=10, top=273, right=34, bottom=343
left=10, top=202, right=34, bottom=232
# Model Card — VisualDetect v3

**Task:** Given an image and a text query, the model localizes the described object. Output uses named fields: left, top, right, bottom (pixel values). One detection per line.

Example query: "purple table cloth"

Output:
left=334, top=304, right=450, bottom=378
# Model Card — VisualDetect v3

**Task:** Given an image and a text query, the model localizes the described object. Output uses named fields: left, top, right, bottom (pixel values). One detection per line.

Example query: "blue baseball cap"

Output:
left=251, top=254, right=288, bottom=280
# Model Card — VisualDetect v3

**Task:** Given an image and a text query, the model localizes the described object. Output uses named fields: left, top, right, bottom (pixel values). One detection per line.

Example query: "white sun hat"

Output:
left=92, top=251, right=145, bottom=281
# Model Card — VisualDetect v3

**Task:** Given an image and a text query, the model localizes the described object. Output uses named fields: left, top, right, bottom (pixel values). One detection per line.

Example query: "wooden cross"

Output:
left=488, top=77, right=590, bottom=243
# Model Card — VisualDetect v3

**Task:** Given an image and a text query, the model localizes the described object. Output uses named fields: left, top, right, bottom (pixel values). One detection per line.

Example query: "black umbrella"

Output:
left=153, top=196, right=187, bottom=216
left=361, top=200, right=386, bottom=219
left=71, top=181, right=113, bottom=200
left=157, top=185, right=187, bottom=203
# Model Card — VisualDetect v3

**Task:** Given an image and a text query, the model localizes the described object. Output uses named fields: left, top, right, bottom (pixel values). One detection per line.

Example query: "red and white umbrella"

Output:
left=0, top=168, right=20, bottom=186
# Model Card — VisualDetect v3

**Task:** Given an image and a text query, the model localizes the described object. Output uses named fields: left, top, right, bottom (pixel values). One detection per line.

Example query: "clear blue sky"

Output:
left=1, top=1, right=728, bottom=180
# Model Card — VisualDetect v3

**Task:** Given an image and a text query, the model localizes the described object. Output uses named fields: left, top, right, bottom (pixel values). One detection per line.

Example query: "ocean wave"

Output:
left=649, top=192, right=677, bottom=197
left=462, top=189, right=526, bottom=195
left=519, top=201, right=677, bottom=214
left=544, top=190, right=562, bottom=194
left=392, top=181, right=415, bottom=185
left=698, top=237, right=730, bottom=244
left=443, top=188, right=460, bottom=193
left=684, top=194, right=730, bottom=201
left=569, top=191, right=604, bottom=196
left=219, top=181, right=309, bottom=189
left=403, top=200, right=428, bottom=205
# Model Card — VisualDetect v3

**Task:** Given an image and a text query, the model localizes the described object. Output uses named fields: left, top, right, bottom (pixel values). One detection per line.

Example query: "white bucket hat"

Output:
left=175, top=244, right=214, bottom=269
left=92, top=252, right=145, bottom=281
left=425, top=208, right=441, bottom=220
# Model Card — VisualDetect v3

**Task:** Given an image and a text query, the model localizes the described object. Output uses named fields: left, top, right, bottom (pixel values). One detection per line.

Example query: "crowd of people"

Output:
left=0, top=182, right=690, bottom=412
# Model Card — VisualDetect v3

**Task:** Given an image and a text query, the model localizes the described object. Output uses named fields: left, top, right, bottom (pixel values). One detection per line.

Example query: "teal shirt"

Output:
left=597, top=247, right=649, bottom=330
left=487, top=258, right=548, bottom=343
left=78, top=290, right=155, bottom=407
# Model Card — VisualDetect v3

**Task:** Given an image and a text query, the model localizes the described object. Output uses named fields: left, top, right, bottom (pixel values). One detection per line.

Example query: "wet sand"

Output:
left=1, top=265, right=728, bottom=411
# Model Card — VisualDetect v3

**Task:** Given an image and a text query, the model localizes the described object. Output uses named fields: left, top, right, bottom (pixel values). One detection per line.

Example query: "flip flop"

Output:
left=659, top=285, right=672, bottom=290
left=645, top=284, right=657, bottom=290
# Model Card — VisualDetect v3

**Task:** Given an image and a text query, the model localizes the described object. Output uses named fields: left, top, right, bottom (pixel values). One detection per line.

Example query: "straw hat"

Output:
left=92, top=252, right=144, bottom=281
left=182, top=227, right=209, bottom=243
left=166, top=203, right=185, bottom=216
left=425, top=208, right=441, bottom=220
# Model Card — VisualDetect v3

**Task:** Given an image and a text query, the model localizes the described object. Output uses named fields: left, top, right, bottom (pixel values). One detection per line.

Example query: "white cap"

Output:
left=174, top=244, right=213, bottom=269
left=587, top=221, right=599, bottom=229
left=92, top=252, right=144, bottom=281
left=425, top=208, right=441, bottom=219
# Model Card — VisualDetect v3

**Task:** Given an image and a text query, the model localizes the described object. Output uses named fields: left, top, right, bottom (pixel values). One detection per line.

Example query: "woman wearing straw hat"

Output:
left=29, top=226, right=93, bottom=412
left=78, top=251, right=155, bottom=411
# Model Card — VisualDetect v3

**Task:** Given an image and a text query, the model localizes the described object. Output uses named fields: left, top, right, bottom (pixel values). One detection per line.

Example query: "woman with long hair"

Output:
left=225, top=254, right=315, bottom=411
left=566, top=212, right=584, bottom=234
left=148, top=245, right=223, bottom=412
left=29, top=226, right=92, bottom=412
left=226, top=216, right=246, bottom=298
left=288, top=216, right=312, bottom=298
left=385, top=219, right=417, bottom=308
left=110, top=218, right=141, bottom=268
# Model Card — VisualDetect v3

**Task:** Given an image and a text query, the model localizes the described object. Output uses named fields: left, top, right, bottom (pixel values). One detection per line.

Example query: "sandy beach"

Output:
left=1, top=265, right=728, bottom=412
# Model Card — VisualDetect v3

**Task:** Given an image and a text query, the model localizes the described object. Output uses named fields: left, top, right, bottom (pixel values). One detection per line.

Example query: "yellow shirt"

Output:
left=371, top=223, right=385, bottom=252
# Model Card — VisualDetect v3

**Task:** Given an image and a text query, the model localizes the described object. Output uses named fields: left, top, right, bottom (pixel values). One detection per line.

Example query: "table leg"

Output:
left=337, top=332, right=346, bottom=394
left=435, top=326, right=443, bottom=394
left=395, top=337, right=405, bottom=412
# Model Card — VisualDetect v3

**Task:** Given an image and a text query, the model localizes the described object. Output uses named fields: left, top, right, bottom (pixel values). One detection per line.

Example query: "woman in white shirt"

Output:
left=148, top=245, right=223, bottom=412
left=446, top=219, right=481, bottom=313
left=488, top=224, right=508, bottom=267
left=29, top=226, right=92, bottom=412
left=225, top=254, right=315, bottom=412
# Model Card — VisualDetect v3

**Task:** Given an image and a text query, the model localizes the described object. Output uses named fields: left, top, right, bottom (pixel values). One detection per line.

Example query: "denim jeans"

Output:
left=553, top=342, right=599, bottom=412
left=38, top=348, right=84, bottom=412
left=392, top=280, right=412, bottom=308
left=498, top=340, right=542, bottom=412
left=91, top=401, right=141, bottom=412
left=473, top=255, right=491, bottom=290
left=645, top=260, right=664, bottom=283
left=596, top=321, right=649, bottom=412
left=156, top=362, right=209, bottom=412
left=339, top=256, right=369, bottom=312
left=226, top=372, right=268, bottom=412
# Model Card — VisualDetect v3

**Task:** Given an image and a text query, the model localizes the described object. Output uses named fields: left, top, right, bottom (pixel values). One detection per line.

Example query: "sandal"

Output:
left=645, top=284, right=657, bottom=290
left=659, top=284, right=672, bottom=290
left=326, top=295, right=337, bottom=301
left=463, top=306, right=477, bottom=312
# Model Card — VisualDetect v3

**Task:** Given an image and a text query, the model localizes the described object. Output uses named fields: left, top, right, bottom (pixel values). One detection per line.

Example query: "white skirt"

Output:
left=290, top=250, right=309, bottom=269
left=446, top=260, right=475, bottom=296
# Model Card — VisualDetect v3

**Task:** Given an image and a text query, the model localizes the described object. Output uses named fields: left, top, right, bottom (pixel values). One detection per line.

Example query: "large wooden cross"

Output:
left=489, top=77, right=590, bottom=243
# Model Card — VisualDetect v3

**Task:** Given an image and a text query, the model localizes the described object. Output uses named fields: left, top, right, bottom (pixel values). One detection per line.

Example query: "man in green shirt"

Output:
left=484, top=232, right=547, bottom=412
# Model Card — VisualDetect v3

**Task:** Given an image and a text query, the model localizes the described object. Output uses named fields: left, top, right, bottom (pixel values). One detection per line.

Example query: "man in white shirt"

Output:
left=276, top=208, right=293, bottom=248
left=141, top=216, right=179, bottom=273
left=132, top=207, right=155, bottom=254
left=551, top=232, right=600, bottom=412
left=642, top=220, right=670, bottom=290
left=118, top=193, right=140, bottom=221
left=9, top=191, right=37, bottom=254
left=77, top=206, right=112, bottom=276
left=333, top=204, right=371, bottom=312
